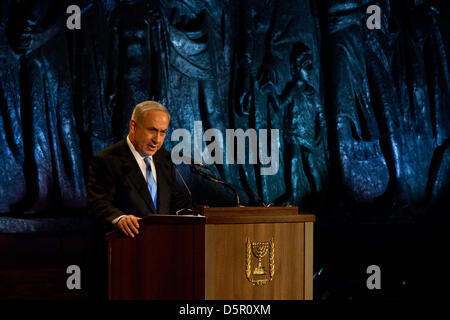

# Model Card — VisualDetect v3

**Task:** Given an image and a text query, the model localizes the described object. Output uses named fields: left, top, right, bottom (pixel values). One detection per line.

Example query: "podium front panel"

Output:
left=107, top=215, right=205, bottom=300
left=205, top=221, right=313, bottom=300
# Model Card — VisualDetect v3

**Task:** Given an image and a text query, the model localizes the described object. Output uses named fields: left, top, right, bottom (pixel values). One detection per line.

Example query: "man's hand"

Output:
left=117, top=215, right=142, bottom=238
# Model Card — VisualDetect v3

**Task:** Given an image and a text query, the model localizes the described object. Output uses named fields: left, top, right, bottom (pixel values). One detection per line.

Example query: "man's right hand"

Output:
left=116, top=215, right=142, bottom=238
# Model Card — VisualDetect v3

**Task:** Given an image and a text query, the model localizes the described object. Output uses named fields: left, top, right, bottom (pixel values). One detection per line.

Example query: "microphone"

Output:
left=174, top=165, right=192, bottom=199
left=250, top=189, right=267, bottom=207
left=176, top=154, right=212, bottom=171
left=173, top=165, right=198, bottom=215
left=173, top=153, right=241, bottom=207
left=174, top=154, right=264, bottom=208
left=188, top=164, right=241, bottom=207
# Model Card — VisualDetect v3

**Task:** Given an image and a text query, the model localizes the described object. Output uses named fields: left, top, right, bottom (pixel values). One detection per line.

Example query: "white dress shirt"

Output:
left=112, top=136, right=157, bottom=225
left=126, top=135, right=157, bottom=183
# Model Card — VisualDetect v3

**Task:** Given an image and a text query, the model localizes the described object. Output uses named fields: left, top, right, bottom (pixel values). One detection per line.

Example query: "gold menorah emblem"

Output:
left=252, top=242, right=269, bottom=275
left=246, top=237, right=275, bottom=285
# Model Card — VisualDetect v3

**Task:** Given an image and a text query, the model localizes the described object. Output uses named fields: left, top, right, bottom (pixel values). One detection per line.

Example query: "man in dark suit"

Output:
left=87, top=101, right=191, bottom=237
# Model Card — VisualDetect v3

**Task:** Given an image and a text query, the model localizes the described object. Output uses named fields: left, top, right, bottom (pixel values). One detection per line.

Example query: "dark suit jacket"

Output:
left=87, top=139, right=190, bottom=229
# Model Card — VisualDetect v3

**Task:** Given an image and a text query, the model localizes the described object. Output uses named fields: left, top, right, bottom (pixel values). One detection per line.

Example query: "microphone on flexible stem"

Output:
left=174, top=165, right=192, bottom=199
left=178, top=155, right=212, bottom=172
left=176, top=153, right=241, bottom=207
left=252, top=190, right=267, bottom=207
left=173, top=165, right=198, bottom=215
left=189, top=164, right=241, bottom=207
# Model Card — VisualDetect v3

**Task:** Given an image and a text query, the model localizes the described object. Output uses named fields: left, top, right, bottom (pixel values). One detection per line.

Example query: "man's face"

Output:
left=130, top=110, right=170, bottom=156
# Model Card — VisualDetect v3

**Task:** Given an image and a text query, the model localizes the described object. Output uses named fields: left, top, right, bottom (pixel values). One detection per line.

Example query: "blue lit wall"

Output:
left=0, top=0, right=449, bottom=221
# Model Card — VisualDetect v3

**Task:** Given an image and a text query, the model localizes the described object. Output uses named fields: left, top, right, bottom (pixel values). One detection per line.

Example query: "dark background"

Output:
left=0, top=0, right=449, bottom=300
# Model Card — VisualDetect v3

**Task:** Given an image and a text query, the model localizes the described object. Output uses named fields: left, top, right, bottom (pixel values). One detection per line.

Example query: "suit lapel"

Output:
left=153, top=150, right=170, bottom=213
left=119, top=140, right=156, bottom=214
left=153, top=152, right=163, bottom=211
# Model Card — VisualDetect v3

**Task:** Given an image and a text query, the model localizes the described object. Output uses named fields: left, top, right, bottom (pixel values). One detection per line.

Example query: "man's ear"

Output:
left=130, top=119, right=136, bottom=133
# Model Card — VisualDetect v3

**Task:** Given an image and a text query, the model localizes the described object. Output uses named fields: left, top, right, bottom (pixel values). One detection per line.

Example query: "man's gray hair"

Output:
left=131, top=101, right=171, bottom=124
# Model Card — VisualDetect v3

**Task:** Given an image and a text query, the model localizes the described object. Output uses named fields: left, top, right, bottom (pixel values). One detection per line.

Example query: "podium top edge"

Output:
left=105, top=214, right=205, bottom=241
left=199, top=206, right=299, bottom=214
left=105, top=207, right=315, bottom=241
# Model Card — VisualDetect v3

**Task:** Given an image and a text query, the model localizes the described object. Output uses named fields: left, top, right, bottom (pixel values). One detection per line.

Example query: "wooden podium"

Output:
left=106, top=207, right=315, bottom=300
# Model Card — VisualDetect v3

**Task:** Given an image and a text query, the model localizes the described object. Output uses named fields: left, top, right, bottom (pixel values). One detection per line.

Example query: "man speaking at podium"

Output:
left=87, top=101, right=191, bottom=237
